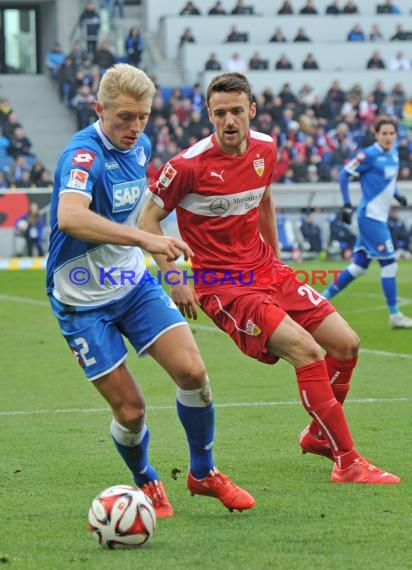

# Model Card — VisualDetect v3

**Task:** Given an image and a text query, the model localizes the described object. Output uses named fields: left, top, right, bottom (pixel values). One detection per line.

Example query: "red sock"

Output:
left=297, top=360, right=359, bottom=468
left=309, top=355, right=357, bottom=437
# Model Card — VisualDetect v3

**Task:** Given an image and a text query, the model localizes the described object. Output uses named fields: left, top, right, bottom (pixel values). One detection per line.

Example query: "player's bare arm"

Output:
left=58, top=192, right=190, bottom=262
left=139, top=197, right=200, bottom=319
left=258, top=185, right=281, bottom=258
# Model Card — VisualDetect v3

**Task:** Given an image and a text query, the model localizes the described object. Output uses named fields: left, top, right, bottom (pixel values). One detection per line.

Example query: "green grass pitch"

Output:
left=0, top=261, right=411, bottom=570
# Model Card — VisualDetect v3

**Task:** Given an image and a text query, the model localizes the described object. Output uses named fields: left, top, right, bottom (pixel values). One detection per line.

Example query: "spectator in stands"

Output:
left=30, top=160, right=46, bottom=186
left=14, top=170, right=32, bottom=189
left=275, top=54, right=293, bottom=70
left=300, top=212, right=323, bottom=253
left=93, top=40, right=116, bottom=76
left=15, top=202, right=45, bottom=257
left=324, top=80, right=345, bottom=118
left=191, top=83, right=205, bottom=113
left=45, top=42, right=66, bottom=79
left=358, top=94, right=378, bottom=126
left=0, top=98, right=12, bottom=126
left=208, top=1, right=226, bottom=14
left=388, top=51, right=411, bottom=70
left=67, top=41, right=89, bottom=67
left=377, top=0, right=401, bottom=14
left=302, top=53, right=319, bottom=69
left=71, top=85, right=96, bottom=129
left=277, top=1, right=294, bottom=14
left=269, top=26, right=287, bottom=42
left=249, top=52, right=268, bottom=70
left=402, top=95, right=412, bottom=128
left=299, top=0, right=318, bottom=14
left=390, top=24, right=408, bottom=41
left=8, top=128, right=33, bottom=159
left=366, top=50, right=386, bottom=69
left=369, top=24, right=384, bottom=41
left=329, top=211, right=356, bottom=258
left=179, top=27, right=196, bottom=48
left=102, top=0, right=125, bottom=18
left=342, top=0, right=359, bottom=13
left=57, top=56, right=78, bottom=105
left=388, top=207, right=411, bottom=259
left=0, top=126, right=10, bottom=157
left=225, top=25, right=248, bottom=42
left=371, top=80, right=386, bottom=111
left=78, top=2, right=101, bottom=56
left=0, top=170, right=8, bottom=189
left=179, top=1, right=201, bottom=15
left=231, top=0, right=254, bottom=14
left=293, top=27, right=312, bottom=42
left=347, top=23, right=365, bottom=41
left=37, top=169, right=53, bottom=188
left=125, top=27, right=144, bottom=68
left=391, top=82, right=407, bottom=116
left=325, top=0, right=341, bottom=14
left=227, top=52, right=247, bottom=72
left=204, top=52, right=222, bottom=70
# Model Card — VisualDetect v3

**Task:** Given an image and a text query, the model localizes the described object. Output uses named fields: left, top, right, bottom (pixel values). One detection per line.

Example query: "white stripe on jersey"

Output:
left=365, top=178, right=396, bottom=222
left=178, top=186, right=266, bottom=217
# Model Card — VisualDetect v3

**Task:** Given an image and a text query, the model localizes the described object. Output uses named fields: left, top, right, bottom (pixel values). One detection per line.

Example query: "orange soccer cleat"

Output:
left=299, top=426, right=334, bottom=461
left=141, top=480, right=174, bottom=518
left=187, top=467, right=256, bottom=512
left=331, top=457, right=401, bottom=484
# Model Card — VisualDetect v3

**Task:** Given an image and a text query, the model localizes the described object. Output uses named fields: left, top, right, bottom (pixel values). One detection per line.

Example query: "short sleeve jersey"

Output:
left=344, top=142, right=399, bottom=222
left=46, top=121, right=150, bottom=307
left=148, top=130, right=278, bottom=276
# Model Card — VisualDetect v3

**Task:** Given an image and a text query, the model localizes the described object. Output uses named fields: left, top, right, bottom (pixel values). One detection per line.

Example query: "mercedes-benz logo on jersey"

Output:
left=210, top=197, right=230, bottom=214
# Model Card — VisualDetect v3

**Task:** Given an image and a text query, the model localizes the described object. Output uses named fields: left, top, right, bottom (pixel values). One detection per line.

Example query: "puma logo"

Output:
left=210, top=170, right=224, bottom=181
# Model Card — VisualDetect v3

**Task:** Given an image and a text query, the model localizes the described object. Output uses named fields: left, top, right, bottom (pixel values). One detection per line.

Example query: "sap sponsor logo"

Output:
left=71, top=150, right=96, bottom=169
left=135, top=146, right=147, bottom=166
left=68, top=169, right=89, bottom=190
left=158, top=162, right=177, bottom=188
left=105, top=161, right=119, bottom=170
left=112, top=179, right=145, bottom=212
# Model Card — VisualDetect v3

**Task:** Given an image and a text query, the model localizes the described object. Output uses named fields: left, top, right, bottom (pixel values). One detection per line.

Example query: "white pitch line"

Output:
left=1, top=396, right=411, bottom=418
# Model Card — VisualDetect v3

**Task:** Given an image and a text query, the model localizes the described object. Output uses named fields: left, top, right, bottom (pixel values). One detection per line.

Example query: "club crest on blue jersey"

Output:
left=112, top=179, right=146, bottom=213
left=134, top=146, right=147, bottom=166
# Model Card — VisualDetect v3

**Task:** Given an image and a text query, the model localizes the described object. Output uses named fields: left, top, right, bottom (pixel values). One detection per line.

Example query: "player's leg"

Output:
left=267, top=315, right=399, bottom=483
left=379, top=257, right=412, bottom=328
left=123, top=281, right=255, bottom=511
left=146, top=325, right=255, bottom=511
left=48, top=294, right=171, bottom=514
left=322, top=249, right=371, bottom=299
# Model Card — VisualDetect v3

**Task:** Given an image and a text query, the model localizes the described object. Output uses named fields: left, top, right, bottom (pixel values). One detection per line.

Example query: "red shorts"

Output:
left=197, top=279, right=335, bottom=364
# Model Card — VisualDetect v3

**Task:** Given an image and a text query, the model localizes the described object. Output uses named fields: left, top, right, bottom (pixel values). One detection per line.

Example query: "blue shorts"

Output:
left=49, top=280, right=187, bottom=380
left=354, top=217, right=394, bottom=259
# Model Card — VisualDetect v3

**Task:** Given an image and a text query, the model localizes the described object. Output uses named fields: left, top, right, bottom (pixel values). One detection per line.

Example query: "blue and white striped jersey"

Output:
left=343, top=142, right=399, bottom=222
left=46, top=120, right=150, bottom=307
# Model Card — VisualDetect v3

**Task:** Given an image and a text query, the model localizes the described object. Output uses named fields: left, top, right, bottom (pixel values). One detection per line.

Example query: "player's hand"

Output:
left=395, top=194, right=408, bottom=207
left=341, top=203, right=353, bottom=225
left=170, top=283, right=200, bottom=320
left=141, top=233, right=193, bottom=262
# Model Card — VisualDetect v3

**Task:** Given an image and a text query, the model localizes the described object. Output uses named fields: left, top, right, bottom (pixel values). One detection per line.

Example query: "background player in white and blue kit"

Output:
left=323, top=118, right=412, bottom=329
left=46, top=64, right=254, bottom=517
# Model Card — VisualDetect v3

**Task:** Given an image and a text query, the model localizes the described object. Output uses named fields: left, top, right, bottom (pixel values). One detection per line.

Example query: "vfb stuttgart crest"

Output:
left=253, top=158, right=265, bottom=177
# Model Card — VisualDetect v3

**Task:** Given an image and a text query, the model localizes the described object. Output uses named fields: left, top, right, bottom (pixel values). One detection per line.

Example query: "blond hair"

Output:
left=97, top=63, right=156, bottom=108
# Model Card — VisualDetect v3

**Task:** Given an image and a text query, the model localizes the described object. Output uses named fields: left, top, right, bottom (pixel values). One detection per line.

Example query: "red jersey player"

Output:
left=140, top=72, right=400, bottom=485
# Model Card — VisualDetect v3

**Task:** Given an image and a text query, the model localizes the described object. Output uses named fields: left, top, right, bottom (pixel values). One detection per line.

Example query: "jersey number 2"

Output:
left=74, top=337, right=96, bottom=366
left=297, top=284, right=323, bottom=306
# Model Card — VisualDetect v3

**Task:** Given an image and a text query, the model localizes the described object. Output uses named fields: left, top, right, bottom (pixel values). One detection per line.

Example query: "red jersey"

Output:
left=149, top=130, right=283, bottom=280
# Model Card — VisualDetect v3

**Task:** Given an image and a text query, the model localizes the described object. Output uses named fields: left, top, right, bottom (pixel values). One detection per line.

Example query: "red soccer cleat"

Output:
left=187, top=467, right=256, bottom=512
left=299, top=426, right=334, bottom=461
left=331, top=457, right=401, bottom=484
left=141, top=480, right=174, bottom=517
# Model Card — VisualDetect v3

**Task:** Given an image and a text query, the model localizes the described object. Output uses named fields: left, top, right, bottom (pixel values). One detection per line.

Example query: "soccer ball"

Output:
left=88, top=485, right=156, bottom=549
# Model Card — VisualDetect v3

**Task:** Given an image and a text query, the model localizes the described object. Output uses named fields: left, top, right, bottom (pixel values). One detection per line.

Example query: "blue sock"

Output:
left=381, top=276, right=398, bottom=314
left=176, top=386, right=215, bottom=479
left=110, top=420, right=160, bottom=486
left=323, top=269, right=356, bottom=299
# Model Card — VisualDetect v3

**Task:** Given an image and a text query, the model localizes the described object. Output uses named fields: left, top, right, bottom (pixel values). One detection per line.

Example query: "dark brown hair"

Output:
left=206, top=72, right=253, bottom=106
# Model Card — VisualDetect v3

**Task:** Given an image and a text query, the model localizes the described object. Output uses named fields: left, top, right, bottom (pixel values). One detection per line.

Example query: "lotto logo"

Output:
left=72, top=150, right=96, bottom=168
